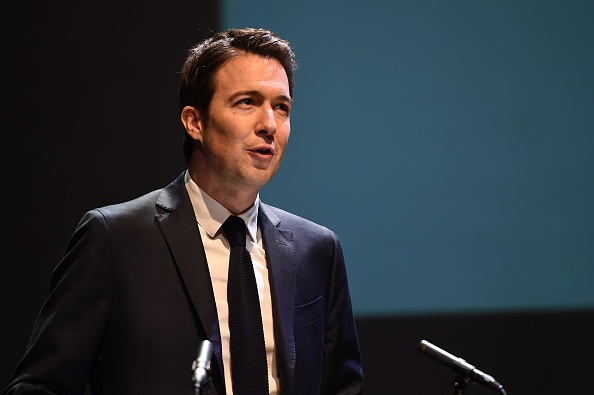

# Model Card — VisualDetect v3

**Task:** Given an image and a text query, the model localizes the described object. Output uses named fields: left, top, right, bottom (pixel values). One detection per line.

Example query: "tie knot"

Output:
left=222, top=216, right=247, bottom=247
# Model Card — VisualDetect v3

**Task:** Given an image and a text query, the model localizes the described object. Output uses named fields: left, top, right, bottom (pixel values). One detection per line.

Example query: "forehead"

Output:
left=212, top=53, right=290, bottom=94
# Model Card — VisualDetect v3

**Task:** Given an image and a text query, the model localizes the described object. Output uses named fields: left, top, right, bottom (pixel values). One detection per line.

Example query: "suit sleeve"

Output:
left=3, top=210, right=113, bottom=395
left=320, top=232, right=364, bottom=394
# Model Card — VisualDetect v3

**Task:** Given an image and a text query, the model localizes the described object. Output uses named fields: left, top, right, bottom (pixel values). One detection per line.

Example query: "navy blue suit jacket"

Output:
left=4, top=173, right=363, bottom=394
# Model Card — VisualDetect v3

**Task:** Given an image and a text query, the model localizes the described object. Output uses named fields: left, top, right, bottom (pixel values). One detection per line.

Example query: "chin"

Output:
left=246, top=172, right=276, bottom=189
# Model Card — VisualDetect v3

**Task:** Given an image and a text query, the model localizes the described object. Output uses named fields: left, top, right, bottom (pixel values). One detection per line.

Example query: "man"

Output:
left=3, top=28, right=363, bottom=395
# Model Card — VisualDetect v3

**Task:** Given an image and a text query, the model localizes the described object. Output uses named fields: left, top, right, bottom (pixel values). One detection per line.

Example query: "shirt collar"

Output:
left=184, top=170, right=259, bottom=242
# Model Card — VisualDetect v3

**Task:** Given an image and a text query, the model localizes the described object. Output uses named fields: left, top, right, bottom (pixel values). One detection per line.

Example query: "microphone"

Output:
left=418, top=340, right=507, bottom=394
left=192, top=340, right=213, bottom=392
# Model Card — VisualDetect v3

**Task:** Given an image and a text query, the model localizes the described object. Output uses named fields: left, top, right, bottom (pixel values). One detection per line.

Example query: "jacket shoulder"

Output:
left=260, top=203, right=336, bottom=239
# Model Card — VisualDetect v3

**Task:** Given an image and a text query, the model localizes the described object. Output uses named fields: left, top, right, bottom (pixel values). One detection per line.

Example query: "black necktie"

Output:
left=222, top=215, right=269, bottom=395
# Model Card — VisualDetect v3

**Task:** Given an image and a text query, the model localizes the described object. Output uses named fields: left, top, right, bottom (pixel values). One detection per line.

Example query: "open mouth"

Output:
left=251, top=147, right=274, bottom=155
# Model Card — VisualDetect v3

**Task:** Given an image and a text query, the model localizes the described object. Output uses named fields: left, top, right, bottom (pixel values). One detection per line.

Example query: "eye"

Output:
left=275, top=102, right=291, bottom=114
left=236, top=98, right=254, bottom=107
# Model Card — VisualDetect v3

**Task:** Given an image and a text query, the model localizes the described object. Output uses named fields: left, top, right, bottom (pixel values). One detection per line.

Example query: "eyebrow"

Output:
left=230, top=90, right=293, bottom=104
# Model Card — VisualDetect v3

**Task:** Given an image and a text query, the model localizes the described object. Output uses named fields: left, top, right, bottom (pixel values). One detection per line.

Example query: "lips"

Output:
left=249, top=145, right=275, bottom=155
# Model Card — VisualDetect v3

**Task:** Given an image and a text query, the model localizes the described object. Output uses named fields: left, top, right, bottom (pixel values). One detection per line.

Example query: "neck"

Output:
left=188, top=169, right=258, bottom=215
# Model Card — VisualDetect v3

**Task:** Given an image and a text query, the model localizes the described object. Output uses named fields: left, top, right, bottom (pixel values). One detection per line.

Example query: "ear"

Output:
left=180, top=106, right=204, bottom=142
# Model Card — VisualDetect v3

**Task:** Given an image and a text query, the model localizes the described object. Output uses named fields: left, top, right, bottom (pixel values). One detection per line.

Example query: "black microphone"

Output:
left=418, top=340, right=507, bottom=394
left=192, top=340, right=213, bottom=392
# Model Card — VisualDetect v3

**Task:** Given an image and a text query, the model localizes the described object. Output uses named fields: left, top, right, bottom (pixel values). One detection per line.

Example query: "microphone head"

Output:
left=192, top=340, right=213, bottom=388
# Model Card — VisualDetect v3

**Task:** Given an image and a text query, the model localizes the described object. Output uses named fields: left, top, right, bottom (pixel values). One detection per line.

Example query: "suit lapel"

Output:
left=154, top=175, right=225, bottom=394
left=259, top=204, right=296, bottom=395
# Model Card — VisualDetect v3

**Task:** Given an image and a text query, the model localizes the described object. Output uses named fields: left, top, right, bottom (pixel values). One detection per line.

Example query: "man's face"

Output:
left=195, top=53, right=292, bottom=196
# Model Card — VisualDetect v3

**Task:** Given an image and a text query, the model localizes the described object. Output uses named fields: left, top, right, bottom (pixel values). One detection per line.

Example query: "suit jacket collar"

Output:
left=154, top=173, right=225, bottom=393
left=259, top=204, right=297, bottom=395
left=155, top=174, right=219, bottom=341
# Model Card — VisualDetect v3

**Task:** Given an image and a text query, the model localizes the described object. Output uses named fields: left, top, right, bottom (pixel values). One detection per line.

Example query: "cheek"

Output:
left=211, top=114, right=251, bottom=141
left=279, top=127, right=290, bottom=148
left=278, top=119, right=290, bottom=142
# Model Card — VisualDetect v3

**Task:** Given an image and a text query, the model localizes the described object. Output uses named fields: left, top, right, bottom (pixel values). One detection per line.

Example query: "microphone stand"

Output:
left=192, top=363, right=211, bottom=395
left=453, top=376, right=468, bottom=395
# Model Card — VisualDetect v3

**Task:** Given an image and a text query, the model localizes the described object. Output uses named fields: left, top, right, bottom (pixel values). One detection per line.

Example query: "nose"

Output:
left=257, top=106, right=277, bottom=136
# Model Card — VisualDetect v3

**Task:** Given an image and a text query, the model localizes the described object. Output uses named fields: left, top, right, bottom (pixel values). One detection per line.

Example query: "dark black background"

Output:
left=0, top=0, right=217, bottom=387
